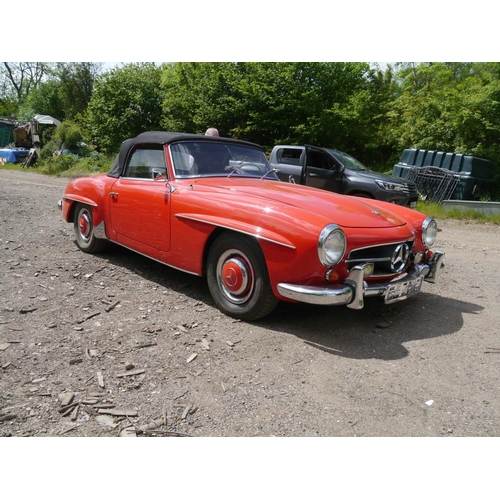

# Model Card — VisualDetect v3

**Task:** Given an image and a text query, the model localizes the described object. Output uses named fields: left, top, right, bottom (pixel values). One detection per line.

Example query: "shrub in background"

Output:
left=55, top=121, right=84, bottom=149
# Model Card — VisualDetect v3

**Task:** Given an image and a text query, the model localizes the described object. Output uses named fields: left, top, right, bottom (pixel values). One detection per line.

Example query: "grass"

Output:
left=417, top=200, right=500, bottom=224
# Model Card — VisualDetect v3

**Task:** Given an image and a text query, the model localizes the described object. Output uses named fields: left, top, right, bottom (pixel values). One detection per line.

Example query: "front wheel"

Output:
left=207, top=233, right=279, bottom=321
left=73, top=203, right=107, bottom=253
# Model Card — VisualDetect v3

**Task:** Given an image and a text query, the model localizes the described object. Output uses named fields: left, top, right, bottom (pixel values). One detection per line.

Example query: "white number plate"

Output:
left=385, top=275, right=424, bottom=303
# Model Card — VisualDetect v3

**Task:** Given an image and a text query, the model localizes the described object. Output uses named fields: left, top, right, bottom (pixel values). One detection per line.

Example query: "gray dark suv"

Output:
left=269, top=145, right=419, bottom=208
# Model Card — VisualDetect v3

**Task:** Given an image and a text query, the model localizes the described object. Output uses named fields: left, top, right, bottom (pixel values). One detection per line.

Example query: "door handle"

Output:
left=109, top=192, right=119, bottom=198
left=308, top=173, right=319, bottom=177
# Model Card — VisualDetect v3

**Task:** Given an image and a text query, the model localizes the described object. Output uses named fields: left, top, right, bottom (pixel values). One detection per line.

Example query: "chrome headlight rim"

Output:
left=318, top=224, right=346, bottom=266
left=422, top=217, right=437, bottom=248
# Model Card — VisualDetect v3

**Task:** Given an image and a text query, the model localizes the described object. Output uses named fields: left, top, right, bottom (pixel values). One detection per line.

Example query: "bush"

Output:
left=74, top=151, right=114, bottom=172
left=35, top=154, right=79, bottom=175
left=34, top=149, right=114, bottom=177
left=39, top=137, right=61, bottom=160
left=54, top=121, right=84, bottom=149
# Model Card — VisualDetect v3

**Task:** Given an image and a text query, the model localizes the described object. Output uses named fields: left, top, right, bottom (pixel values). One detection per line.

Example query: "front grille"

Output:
left=346, top=240, right=414, bottom=276
left=402, top=182, right=418, bottom=196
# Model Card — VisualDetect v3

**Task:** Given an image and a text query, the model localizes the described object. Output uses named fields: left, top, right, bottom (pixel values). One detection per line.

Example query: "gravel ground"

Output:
left=1, top=168, right=500, bottom=438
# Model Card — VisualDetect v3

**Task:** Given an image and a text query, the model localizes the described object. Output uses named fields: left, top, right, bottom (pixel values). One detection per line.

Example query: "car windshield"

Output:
left=327, top=149, right=369, bottom=172
left=170, top=141, right=276, bottom=178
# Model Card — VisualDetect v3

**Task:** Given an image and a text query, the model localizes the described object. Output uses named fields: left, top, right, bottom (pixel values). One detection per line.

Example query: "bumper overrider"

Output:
left=277, top=251, right=445, bottom=310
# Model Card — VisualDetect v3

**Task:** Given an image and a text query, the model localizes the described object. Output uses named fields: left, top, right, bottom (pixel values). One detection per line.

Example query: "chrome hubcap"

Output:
left=217, top=250, right=254, bottom=304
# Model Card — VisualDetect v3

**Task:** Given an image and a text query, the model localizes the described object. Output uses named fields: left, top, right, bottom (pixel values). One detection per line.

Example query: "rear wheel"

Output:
left=207, top=233, right=279, bottom=321
left=73, top=203, right=107, bottom=253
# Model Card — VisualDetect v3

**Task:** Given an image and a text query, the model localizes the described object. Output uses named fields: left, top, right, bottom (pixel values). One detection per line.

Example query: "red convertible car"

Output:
left=59, top=132, right=445, bottom=321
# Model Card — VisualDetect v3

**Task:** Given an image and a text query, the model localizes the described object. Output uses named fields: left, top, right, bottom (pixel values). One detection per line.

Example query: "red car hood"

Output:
left=192, top=178, right=407, bottom=229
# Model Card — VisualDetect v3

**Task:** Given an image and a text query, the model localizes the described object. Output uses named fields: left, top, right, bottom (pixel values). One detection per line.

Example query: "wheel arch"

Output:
left=64, top=195, right=98, bottom=223
left=176, top=214, right=296, bottom=277
left=202, top=227, right=276, bottom=278
left=204, top=229, right=279, bottom=320
left=347, top=190, right=375, bottom=199
left=202, top=227, right=227, bottom=276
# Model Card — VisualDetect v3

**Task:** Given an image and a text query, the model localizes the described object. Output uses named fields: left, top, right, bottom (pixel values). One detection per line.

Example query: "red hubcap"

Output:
left=78, top=213, right=91, bottom=238
left=222, top=258, right=249, bottom=296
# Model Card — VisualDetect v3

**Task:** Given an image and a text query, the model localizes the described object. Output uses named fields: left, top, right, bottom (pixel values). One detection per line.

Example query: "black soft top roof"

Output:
left=108, top=131, right=263, bottom=177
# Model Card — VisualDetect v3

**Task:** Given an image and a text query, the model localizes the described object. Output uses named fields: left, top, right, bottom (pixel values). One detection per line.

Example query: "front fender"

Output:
left=175, top=213, right=296, bottom=249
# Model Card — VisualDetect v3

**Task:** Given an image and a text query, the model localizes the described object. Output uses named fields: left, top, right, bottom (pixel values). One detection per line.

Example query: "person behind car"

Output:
left=205, top=128, right=219, bottom=137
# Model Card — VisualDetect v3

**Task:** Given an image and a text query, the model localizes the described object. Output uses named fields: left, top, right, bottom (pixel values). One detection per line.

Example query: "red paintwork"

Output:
left=61, top=140, right=432, bottom=303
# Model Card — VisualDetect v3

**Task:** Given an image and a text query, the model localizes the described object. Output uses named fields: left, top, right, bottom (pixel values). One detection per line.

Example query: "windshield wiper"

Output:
left=226, top=161, right=268, bottom=178
left=261, top=168, right=279, bottom=180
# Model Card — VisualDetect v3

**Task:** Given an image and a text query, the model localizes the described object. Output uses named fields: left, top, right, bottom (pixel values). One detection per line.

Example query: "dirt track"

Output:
left=1, top=169, right=500, bottom=437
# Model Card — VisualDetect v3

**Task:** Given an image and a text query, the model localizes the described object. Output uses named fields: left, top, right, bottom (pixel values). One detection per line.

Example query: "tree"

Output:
left=86, top=63, right=164, bottom=153
left=1, top=62, right=53, bottom=101
left=160, top=62, right=375, bottom=156
left=389, top=62, right=500, bottom=161
left=160, top=62, right=238, bottom=136
left=17, top=62, right=104, bottom=122
left=0, top=96, right=17, bottom=117
left=17, top=79, right=65, bottom=121
left=56, top=62, right=103, bottom=120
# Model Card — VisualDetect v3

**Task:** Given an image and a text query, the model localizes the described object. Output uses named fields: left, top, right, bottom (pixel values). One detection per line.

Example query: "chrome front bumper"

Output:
left=277, top=251, right=445, bottom=310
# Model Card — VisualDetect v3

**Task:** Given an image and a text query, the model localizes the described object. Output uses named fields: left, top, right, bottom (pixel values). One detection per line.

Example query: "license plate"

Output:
left=410, top=201, right=417, bottom=208
left=385, top=275, right=423, bottom=303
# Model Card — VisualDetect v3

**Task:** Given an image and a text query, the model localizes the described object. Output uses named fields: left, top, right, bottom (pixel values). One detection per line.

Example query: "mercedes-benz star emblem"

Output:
left=225, top=269, right=237, bottom=286
left=390, top=243, right=409, bottom=272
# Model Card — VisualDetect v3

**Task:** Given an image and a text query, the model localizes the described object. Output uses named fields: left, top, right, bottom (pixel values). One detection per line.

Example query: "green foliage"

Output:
left=3, top=61, right=500, bottom=198
left=34, top=149, right=113, bottom=176
left=73, top=150, right=114, bottom=172
left=14, top=63, right=102, bottom=123
left=18, top=79, right=65, bottom=120
left=56, top=63, right=103, bottom=120
left=86, top=63, right=163, bottom=154
left=1, top=62, right=54, bottom=101
left=54, top=121, right=84, bottom=149
left=0, top=97, right=18, bottom=117
left=160, top=62, right=379, bottom=157
left=34, top=153, right=79, bottom=175
left=39, top=137, right=60, bottom=160
left=388, top=62, right=500, bottom=192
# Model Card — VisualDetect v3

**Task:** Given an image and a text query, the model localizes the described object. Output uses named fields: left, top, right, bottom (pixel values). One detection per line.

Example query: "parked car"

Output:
left=59, top=132, right=444, bottom=321
left=269, top=145, right=419, bottom=208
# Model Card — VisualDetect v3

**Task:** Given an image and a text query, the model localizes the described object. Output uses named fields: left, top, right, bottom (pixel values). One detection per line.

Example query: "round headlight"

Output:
left=422, top=217, right=437, bottom=247
left=318, top=224, right=346, bottom=266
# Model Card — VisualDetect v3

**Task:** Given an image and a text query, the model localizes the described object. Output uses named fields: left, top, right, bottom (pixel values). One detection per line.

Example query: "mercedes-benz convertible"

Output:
left=59, top=131, right=445, bottom=321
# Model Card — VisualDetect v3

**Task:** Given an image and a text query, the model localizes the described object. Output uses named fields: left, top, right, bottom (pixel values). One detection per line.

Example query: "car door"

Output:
left=109, top=145, right=171, bottom=255
left=272, top=147, right=303, bottom=183
left=303, top=145, right=344, bottom=193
